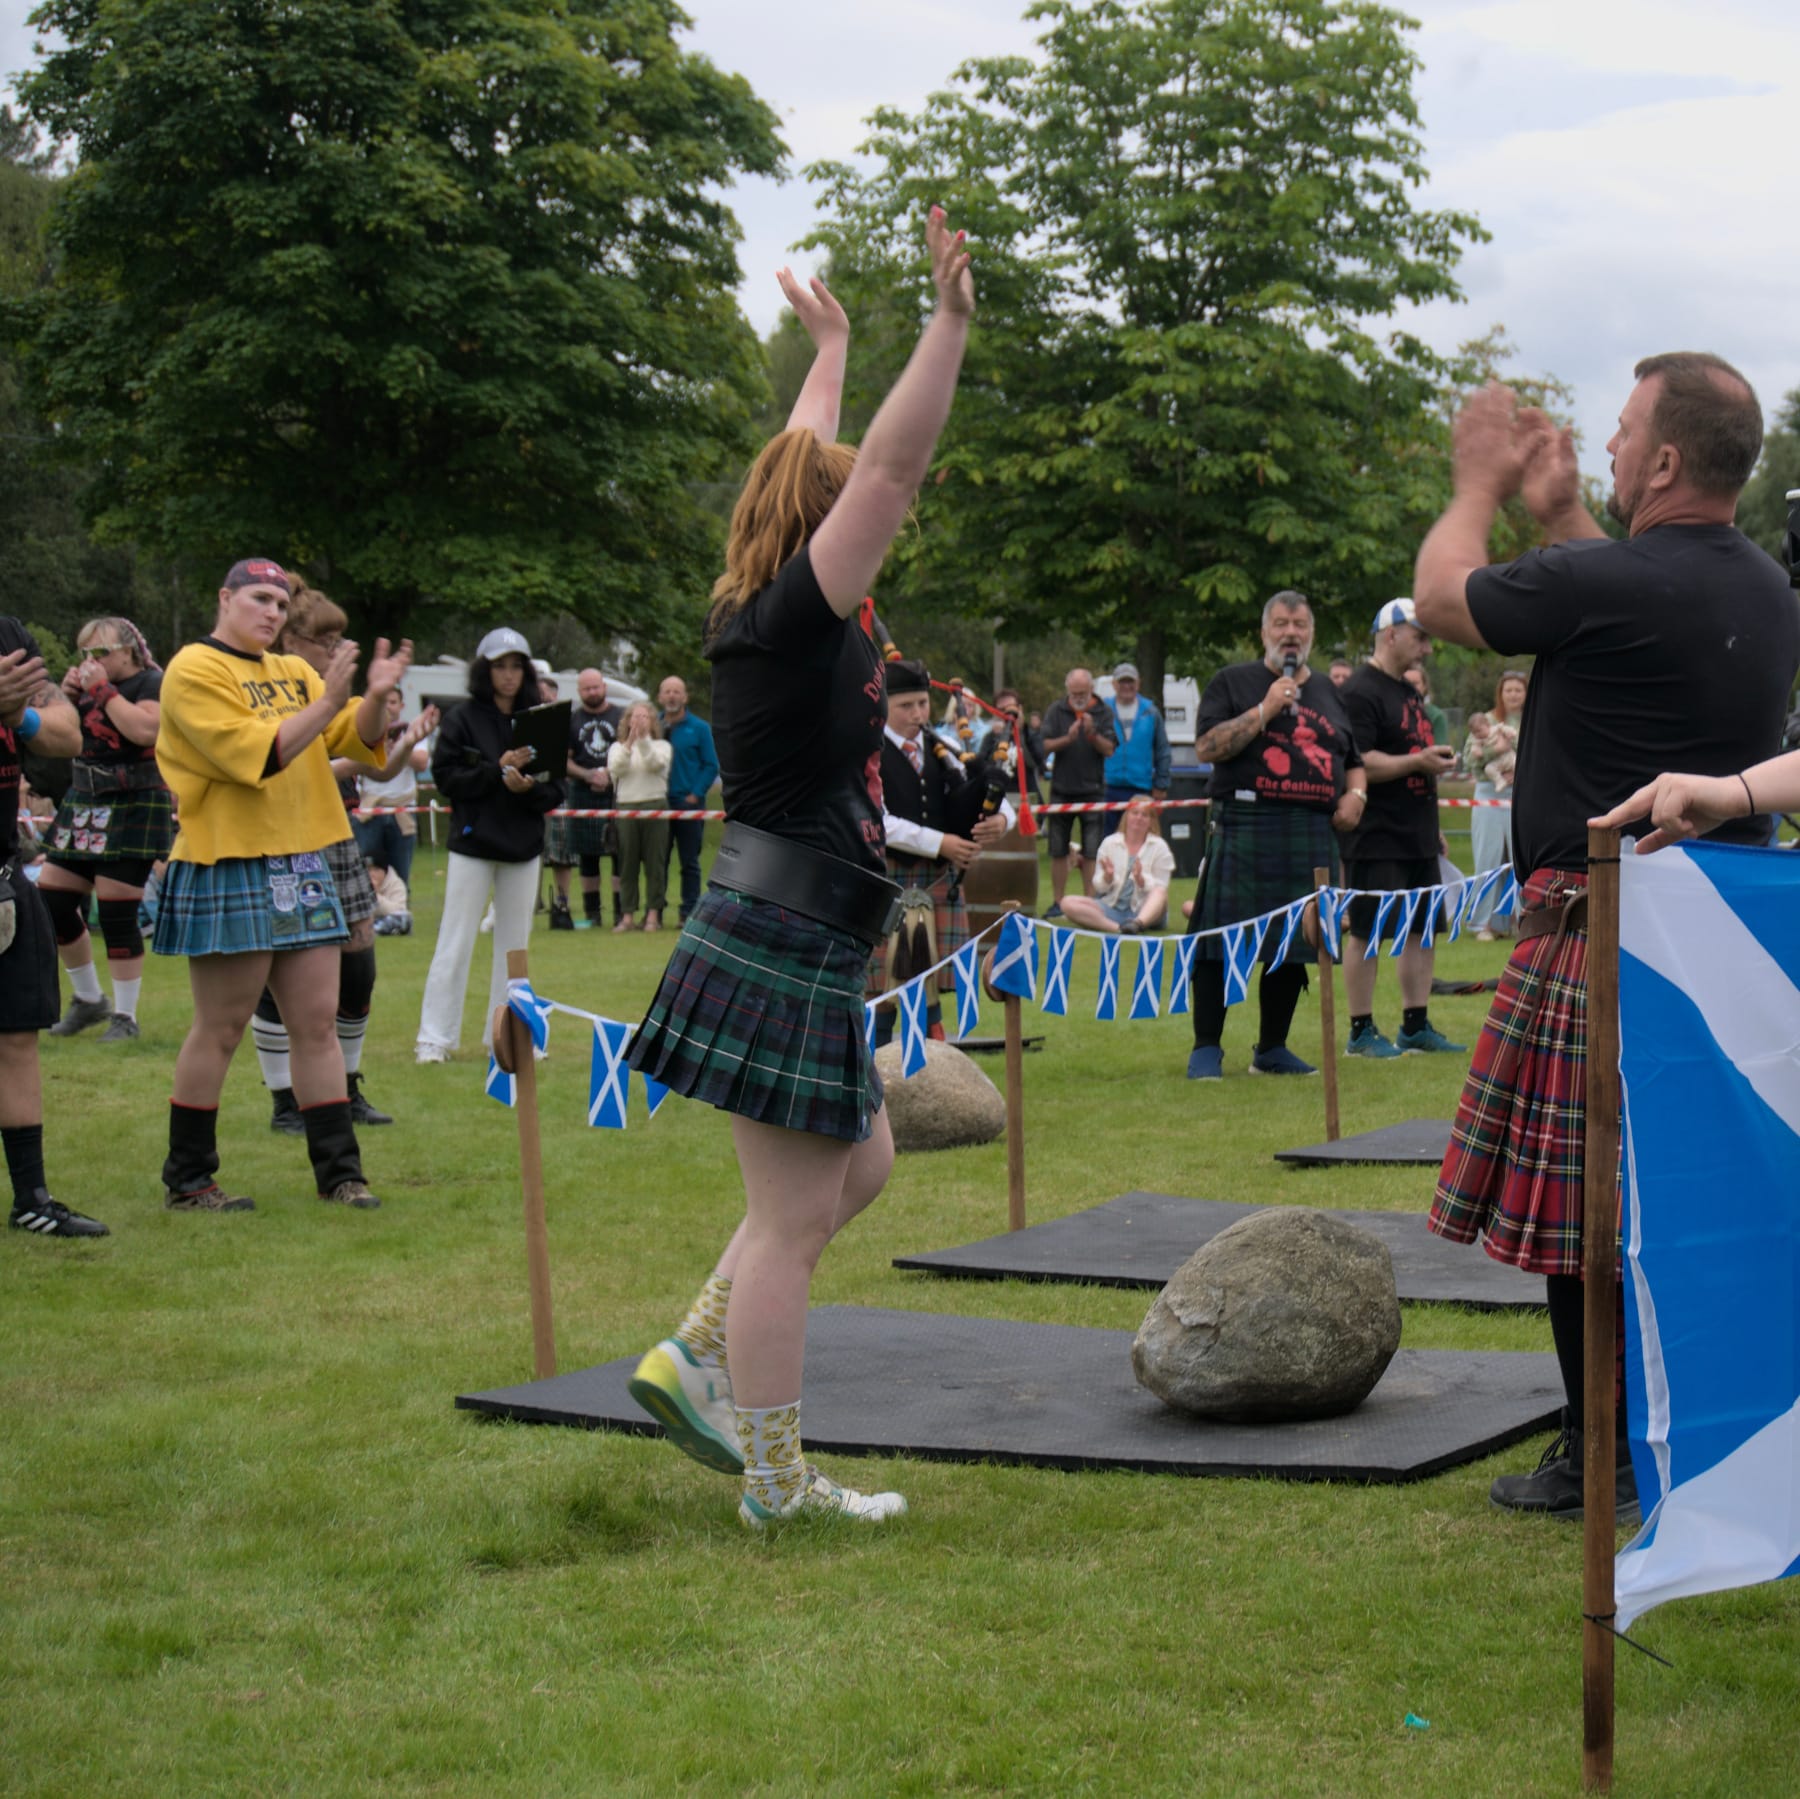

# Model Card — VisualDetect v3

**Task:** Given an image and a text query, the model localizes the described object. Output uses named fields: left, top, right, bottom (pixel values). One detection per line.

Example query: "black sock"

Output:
left=1255, top=963, right=1307, bottom=1053
left=4, top=1123, right=46, bottom=1209
left=301, top=1099, right=364, bottom=1193
left=1350, top=1013, right=1373, bottom=1036
left=1545, top=1273, right=1586, bottom=1431
left=1190, top=959, right=1227, bottom=1051
left=584, top=894, right=601, bottom=921
left=163, top=1103, right=220, bottom=1194
left=1402, top=1006, right=1428, bottom=1035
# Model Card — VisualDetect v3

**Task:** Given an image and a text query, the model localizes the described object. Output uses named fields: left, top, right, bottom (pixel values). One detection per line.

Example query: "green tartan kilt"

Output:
left=1187, top=798, right=1338, bottom=964
left=46, top=786, right=174, bottom=866
left=866, top=853, right=970, bottom=998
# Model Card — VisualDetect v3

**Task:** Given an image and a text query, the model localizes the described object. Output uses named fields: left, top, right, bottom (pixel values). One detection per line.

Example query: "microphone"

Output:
left=1278, top=650, right=1297, bottom=715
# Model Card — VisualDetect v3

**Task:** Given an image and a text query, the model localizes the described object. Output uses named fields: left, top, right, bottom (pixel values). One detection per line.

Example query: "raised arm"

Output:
left=780, top=269, right=850, bottom=443
left=809, top=206, right=974, bottom=615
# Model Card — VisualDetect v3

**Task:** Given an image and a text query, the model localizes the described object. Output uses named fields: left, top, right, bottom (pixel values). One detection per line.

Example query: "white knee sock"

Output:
left=69, top=960, right=103, bottom=1003
left=336, top=1013, right=368, bottom=1075
left=737, top=1401, right=806, bottom=1515
left=253, top=1017, right=292, bottom=1092
left=111, top=975, right=142, bottom=1020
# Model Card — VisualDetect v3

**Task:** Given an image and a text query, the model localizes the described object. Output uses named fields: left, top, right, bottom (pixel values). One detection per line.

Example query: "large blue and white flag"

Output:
left=1614, top=841, right=1800, bottom=1631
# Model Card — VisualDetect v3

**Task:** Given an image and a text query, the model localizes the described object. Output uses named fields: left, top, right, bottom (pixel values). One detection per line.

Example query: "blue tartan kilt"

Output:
left=151, top=853, right=348, bottom=958
left=628, top=886, right=882, bottom=1144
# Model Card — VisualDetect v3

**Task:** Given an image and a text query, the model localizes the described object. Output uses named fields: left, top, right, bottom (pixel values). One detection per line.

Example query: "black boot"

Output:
left=269, top=1087, right=305, bottom=1135
left=1490, top=1411, right=1641, bottom=1527
left=302, top=1100, right=379, bottom=1208
left=346, top=1070, right=394, bottom=1126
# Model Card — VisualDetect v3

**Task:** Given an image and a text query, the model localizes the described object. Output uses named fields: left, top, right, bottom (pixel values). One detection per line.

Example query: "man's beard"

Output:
left=1605, top=471, right=1639, bottom=529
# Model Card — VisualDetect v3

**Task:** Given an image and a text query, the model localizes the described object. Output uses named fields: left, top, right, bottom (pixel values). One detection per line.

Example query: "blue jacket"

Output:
left=663, top=711, right=719, bottom=804
left=1104, top=698, right=1171, bottom=793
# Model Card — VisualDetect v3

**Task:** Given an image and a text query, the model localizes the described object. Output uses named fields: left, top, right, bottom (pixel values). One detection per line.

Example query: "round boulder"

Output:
left=873, top=1039, right=1006, bottom=1153
left=1131, top=1206, right=1401, bottom=1422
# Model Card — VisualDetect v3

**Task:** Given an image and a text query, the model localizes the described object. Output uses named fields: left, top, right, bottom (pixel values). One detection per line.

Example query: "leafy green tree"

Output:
left=803, top=0, right=1484, bottom=701
left=8, top=0, right=784, bottom=643
left=1740, top=387, right=1800, bottom=567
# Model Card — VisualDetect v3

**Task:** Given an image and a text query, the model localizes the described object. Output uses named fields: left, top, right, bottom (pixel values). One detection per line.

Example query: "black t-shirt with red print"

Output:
left=1340, top=662, right=1439, bottom=860
left=1197, top=661, right=1362, bottom=814
left=77, top=666, right=161, bottom=766
left=705, top=546, right=887, bottom=875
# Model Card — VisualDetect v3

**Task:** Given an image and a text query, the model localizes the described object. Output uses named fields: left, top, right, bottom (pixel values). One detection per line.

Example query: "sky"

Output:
left=3, top=0, right=1796, bottom=486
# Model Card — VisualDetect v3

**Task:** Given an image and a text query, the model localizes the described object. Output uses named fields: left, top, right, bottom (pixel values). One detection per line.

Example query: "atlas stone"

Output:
left=1131, top=1207, right=1401, bottom=1422
left=873, top=1040, right=1006, bottom=1153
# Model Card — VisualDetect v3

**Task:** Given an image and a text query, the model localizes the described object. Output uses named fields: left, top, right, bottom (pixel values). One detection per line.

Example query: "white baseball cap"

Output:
left=475, top=626, right=532, bottom=662
left=1373, top=598, right=1418, bottom=635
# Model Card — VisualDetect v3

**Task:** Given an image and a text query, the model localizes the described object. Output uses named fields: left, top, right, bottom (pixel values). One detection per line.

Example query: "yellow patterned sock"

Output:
left=737, top=1402, right=807, bottom=1517
left=672, top=1273, right=731, bottom=1369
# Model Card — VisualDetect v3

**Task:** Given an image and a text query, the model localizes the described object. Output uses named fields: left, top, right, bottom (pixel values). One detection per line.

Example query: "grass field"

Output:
left=6, top=834, right=1795, bottom=1797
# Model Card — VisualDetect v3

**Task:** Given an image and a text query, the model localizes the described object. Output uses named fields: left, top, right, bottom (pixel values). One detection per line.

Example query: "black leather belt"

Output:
left=709, top=822, right=903, bottom=947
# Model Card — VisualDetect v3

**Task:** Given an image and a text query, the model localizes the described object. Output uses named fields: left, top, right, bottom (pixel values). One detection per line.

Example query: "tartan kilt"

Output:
left=1188, top=799, right=1337, bottom=964
left=542, top=809, right=575, bottom=867
left=866, top=853, right=970, bottom=997
left=152, top=853, right=347, bottom=958
left=324, top=833, right=377, bottom=927
left=628, top=886, right=883, bottom=1144
left=1429, top=866, right=1595, bottom=1276
left=46, top=786, right=174, bottom=865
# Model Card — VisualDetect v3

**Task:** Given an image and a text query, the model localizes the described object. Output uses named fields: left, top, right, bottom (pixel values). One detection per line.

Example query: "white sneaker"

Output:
left=627, top=1338, right=741, bottom=1474
left=414, top=1042, right=452, bottom=1065
left=738, top=1465, right=908, bottom=1529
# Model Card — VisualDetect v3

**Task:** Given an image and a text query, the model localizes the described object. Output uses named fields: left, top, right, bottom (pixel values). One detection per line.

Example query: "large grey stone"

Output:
left=874, top=1040, right=1006, bottom=1153
left=1131, top=1206, right=1401, bottom=1422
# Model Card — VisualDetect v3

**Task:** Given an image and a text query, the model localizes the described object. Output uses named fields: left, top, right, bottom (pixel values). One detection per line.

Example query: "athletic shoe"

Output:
left=269, top=1087, right=305, bottom=1135
left=1185, top=1045, right=1224, bottom=1081
left=9, top=1192, right=110, bottom=1237
left=165, top=1182, right=255, bottom=1213
left=1250, top=1044, right=1317, bottom=1076
left=1346, top=1022, right=1402, bottom=1059
left=48, top=994, right=113, bottom=1037
left=549, top=904, right=575, bottom=932
left=347, top=1071, right=393, bottom=1126
left=414, top=1043, right=452, bottom=1065
left=96, top=1015, right=140, bottom=1043
left=1042, top=902, right=1064, bottom=920
left=1396, top=1023, right=1467, bottom=1055
left=739, top=1465, right=908, bottom=1530
left=627, top=1338, right=743, bottom=1474
left=320, top=1180, right=381, bottom=1210
left=373, top=912, right=411, bottom=937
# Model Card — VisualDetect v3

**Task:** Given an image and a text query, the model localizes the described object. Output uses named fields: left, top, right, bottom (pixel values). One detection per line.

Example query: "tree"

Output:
left=1740, top=387, right=1800, bottom=569
left=8, top=0, right=785, bottom=643
left=803, top=0, right=1484, bottom=701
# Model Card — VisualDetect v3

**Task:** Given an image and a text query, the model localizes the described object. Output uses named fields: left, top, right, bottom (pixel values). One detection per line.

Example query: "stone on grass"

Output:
left=1131, top=1206, right=1400, bottom=1422
left=873, top=1040, right=1006, bottom=1153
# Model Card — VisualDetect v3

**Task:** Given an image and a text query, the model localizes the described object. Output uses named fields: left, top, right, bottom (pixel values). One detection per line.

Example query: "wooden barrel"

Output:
left=963, top=823, right=1040, bottom=938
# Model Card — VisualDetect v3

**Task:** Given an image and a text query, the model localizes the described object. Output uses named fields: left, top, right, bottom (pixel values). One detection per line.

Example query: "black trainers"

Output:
left=269, top=1087, right=305, bottom=1135
left=10, top=1192, right=110, bottom=1237
left=347, top=1071, right=394, bottom=1126
left=165, top=1182, right=255, bottom=1213
left=49, top=994, right=113, bottom=1037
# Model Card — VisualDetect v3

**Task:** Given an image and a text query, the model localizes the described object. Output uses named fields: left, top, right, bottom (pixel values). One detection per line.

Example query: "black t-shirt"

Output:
left=569, top=701, right=622, bottom=772
left=1041, top=696, right=1113, bottom=798
left=0, top=618, right=40, bottom=859
left=78, top=665, right=162, bottom=765
left=1468, top=525, right=1800, bottom=874
left=1340, top=663, right=1439, bottom=860
left=1197, top=662, right=1362, bottom=812
left=705, top=547, right=886, bottom=874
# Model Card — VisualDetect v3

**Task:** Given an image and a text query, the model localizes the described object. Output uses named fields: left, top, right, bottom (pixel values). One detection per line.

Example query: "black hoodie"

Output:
left=431, top=697, right=565, bottom=863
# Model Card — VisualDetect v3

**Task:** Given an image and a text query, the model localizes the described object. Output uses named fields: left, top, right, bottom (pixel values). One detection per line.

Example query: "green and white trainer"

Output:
left=627, top=1338, right=742, bottom=1474
left=738, top=1465, right=908, bottom=1529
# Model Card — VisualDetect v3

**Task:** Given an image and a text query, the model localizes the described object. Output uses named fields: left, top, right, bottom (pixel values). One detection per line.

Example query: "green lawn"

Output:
left=5, top=837, right=1792, bottom=1797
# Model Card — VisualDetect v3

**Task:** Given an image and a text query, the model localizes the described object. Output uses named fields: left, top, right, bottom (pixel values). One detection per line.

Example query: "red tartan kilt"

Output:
left=1429, top=866, right=1600, bottom=1276
left=867, top=856, right=970, bottom=998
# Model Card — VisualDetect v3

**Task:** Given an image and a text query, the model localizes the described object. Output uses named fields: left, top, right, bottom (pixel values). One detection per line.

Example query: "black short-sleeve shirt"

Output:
left=1, top=618, right=41, bottom=859
left=79, top=666, right=162, bottom=766
left=1197, top=661, right=1362, bottom=812
left=1040, top=697, right=1112, bottom=798
left=1466, top=526, right=1800, bottom=874
left=1340, top=663, right=1439, bottom=860
left=705, top=547, right=886, bottom=873
left=569, top=701, right=621, bottom=772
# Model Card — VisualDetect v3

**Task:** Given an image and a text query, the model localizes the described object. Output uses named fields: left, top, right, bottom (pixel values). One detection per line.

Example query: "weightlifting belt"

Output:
left=710, top=822, right=903, bottom=947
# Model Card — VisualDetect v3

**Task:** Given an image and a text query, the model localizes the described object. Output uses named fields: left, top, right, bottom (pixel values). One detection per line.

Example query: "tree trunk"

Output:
left=1134, top=623, right=1166, bottom=716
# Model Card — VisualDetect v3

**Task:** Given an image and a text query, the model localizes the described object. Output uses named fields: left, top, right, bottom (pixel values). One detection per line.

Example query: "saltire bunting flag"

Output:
left=1041, top=928, right=1075, bottom=1017
left=1369, top=889, right=1397, bottom=947
left=1222, top=916, right=1269, bottom=1007
left=1269, top=899, right=1306, bottom=969
left=1493, top=867, right=1519, bottom=918
left=505, top=977, right=553, bottom=1053
left=1169, top=933, right=1197, bottom=1015
left=1388, top=887, right=1422, bottom=958
left=1096, top=935, right=1121, bottom=1020
left=484, top=1054, right=516, bottom=1108
left=1614, top=842, right=1800, bottom=1631
left=642, top=1072, right=671, bottom=1119
left=1318, top=889, right=1343, bottom=963
left=989, top=911, right=1038, bottom=1002
left=951, top=941, right=983, bottom=1040
left=864, top=1002, right=880, bottom=1064
left=588, top=1019, right=631, bottom=1130
left=1420, top=885, right=1445, bottom=949
left=898, top=979, right=929, bottom=1078
left=1465, top=864, right=1506, bottom=927
left=1130, top=937, right=1164, bottom=1019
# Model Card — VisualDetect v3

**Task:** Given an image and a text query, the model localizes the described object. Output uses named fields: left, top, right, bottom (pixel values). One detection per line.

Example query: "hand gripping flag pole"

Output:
left=489, top=948, right=557, bottom=1379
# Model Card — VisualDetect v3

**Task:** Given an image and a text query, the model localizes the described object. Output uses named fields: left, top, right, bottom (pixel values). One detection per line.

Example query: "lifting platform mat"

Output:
left=1274, top=1119, right=1453, bottom=1167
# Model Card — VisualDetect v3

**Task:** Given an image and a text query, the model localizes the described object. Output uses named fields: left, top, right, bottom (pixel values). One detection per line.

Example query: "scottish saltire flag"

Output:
left=989, top=911, right=1037, bottom=1001
left=1614, top=842, right=1800, bottom=1631
left=505, top=977, right=553, bottom=1052
left=1317, top=888, right=1344, bottom=963
left=484, top=1054, right=516, bottom=1108
left=642, top=1072, right=671, bottom=1119
left=588, top=1019, right=630, bottom=1130
left=1268, top=899, right=1305, bottom=970
left=1096, top=936, right=1120, bottom=1020
left=1041, top=928, right=1074, bottom=1017
left=951, top=941, right=982, bottom=1040
left=898, top=979, right=929, bottom=1077
left=864, top=1002, right=879, bottom=1063
left=1169, top=934, right=1196, bottom=1016
left=1388, top=887, right=1422, bottom=958
left=1130, top=938, right=1164, bottom=1020
left=1222, top=916, right=1268, bottom=1006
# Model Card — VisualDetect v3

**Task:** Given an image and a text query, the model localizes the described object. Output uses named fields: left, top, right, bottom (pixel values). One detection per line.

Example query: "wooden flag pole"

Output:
left=492, top=947, right=557, bottom=1379
left=1004, top=989, right=1027, bottom=1233
left=1313, top=867, right=1341, bottom=1143
left=1582, top=826, right=1622, bottom=1792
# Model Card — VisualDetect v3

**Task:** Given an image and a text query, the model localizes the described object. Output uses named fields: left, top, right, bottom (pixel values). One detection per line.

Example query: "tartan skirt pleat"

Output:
left=325, top=834, right=377, bottom=926
left=47, top=787, right=174, bottom=865
left=151, top=854, right=347, bottom=958
left=1188, top=799, right=1336, bottom=963
left=628, top=887, right=882, bottom=1144
left=867, top=854, right=970, bottom=997
left=1429, top=866, right=1591, bottom=1275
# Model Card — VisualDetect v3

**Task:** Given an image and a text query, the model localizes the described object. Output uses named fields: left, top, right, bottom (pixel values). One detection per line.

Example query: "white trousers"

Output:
left=416, top=854, right=540, bottom=1051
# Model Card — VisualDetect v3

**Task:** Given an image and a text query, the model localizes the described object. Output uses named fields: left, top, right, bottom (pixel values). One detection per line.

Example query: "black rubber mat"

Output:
left=457, top=1305, right=1560, bottom=1483
left=894, top=1191, right=1540, bottom=1311
left=1275, top=1118, right=1453, bottom=1166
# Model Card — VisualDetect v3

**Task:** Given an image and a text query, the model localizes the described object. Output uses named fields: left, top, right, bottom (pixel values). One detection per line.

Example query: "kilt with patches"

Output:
left=866, top=852, right=970, bottom=998
left=46, top=787, right=174, bottom=867
left=1429, top=866, right=1594, bottom=1276
left=324, top=833, right=377, bottom=927
left=151, top=852, right=348, bottom=958
left=1187, top=799, right=1337, bottom=963
left=628, top=886, right=883, bottom=1144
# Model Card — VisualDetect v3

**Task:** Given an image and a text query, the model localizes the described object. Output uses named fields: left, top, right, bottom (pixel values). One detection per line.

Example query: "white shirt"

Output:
left=881, top=725, right=1016, bottom=859
left=1091, top=829, right=1175, bottom=910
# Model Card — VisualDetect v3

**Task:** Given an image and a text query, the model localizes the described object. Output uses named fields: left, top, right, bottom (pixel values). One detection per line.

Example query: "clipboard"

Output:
left=510, top=700, right=571, bottom=777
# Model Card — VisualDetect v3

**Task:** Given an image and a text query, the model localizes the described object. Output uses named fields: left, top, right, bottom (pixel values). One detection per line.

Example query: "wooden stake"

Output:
left=1314, top=866, right=1341, bottom=1143
left=1004, top=991, right=1026, bottom=1232
left=506, top=947, right=557, bottom=1379
left=1582, top=827, right=1622, bottom=1792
